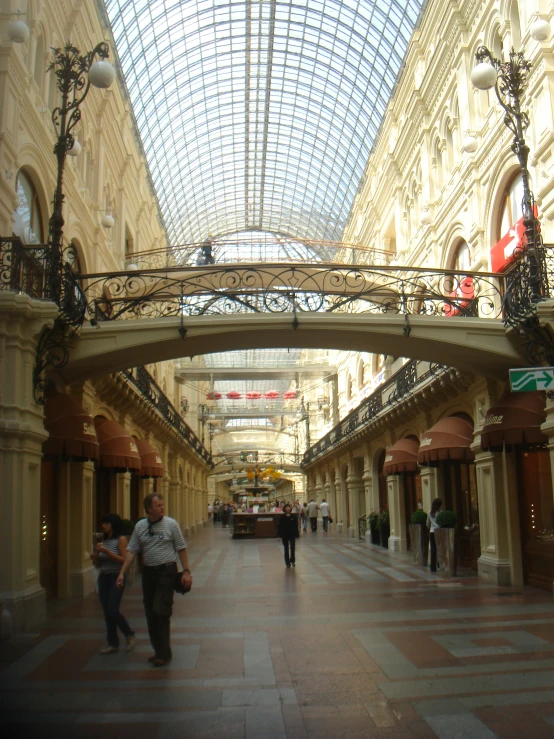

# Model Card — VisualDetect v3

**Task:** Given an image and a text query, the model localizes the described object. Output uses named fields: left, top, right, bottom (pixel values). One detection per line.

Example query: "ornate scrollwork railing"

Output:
left=121, top=366, right=212, bottom=466
left=79, top=263, right=505, bottom=324
left=1, top=237, right=51, bottom=298
left=358, top=514, right=368, bottom=540
left=302, top=360, right=448, bottom=466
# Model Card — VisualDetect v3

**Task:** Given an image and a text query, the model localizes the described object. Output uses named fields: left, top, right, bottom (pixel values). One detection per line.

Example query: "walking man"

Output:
left=117, top=494, right=192, bottom=667
left=320, top=499, right=330, bottom=532
left=307, top=498, right=319, bottom=532
left=277, top=504, right=300, bottom=567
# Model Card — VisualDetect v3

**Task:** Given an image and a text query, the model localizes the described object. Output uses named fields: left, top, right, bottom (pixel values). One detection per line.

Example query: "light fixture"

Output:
left=125, top=262, right=139, bottom=270
left=88, top=59, right=116, bottom=89
left=67, top=138, right=81, bottom=157
left=530, top=18, right=551, bottom=42
left=461, top=133, right=478, bottom=153
left=101, top=211, right=114, bottom=228
left=7, top=10, right=29, bottom=44
left=420, top=209, right=432, bottom=226
left=470, top=62, right=497, bottom=90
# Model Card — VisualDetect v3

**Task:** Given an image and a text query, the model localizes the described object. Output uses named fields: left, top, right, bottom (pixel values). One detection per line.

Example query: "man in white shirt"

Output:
left=307, top=499, right=319, bottom=532
left=319, top=499, right=330, bottom=532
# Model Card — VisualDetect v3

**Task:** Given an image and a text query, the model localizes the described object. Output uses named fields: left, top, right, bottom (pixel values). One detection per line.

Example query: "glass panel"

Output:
left=104, top=0, right=423, bottom=250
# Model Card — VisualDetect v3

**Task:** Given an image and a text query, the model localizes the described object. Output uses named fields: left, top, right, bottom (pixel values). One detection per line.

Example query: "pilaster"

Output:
left=387, top=474, right=407, bottom=552
left=0, top=293, right=58, bottom=638
left=115, top=471, right=131, bottom=520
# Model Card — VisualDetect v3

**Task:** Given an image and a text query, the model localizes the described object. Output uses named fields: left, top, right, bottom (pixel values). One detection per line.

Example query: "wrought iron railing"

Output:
left=121, top=366, right=212, bottom=466
left=302, top=360, right=448, bottom=466
left=79, top=263, right=504, bottom=324
left=1, top=237, right=51, bottom=298
left=211, top=451, right=302, bottom=467
left=358, top=514, right=368, bottom=540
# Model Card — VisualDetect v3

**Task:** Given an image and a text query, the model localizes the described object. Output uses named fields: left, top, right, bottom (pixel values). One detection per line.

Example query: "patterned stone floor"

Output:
left=1, top=524, right=554, bottom=738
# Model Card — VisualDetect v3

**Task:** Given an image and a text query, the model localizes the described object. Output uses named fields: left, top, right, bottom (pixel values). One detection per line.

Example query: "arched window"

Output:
left=13, top=170, right=44, bottom=243
left=452, top=242, right=470, bottom=272
left=509, top=1, right=522, bottom=50
left=499, top=176, right=524, bottom=239
left=433, top=138, right=443, bottom=193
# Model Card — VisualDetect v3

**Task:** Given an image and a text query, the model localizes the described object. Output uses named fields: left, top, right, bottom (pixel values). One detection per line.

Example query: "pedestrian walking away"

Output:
left=307, top=498, right=318, bottom=532
left=117, top=494, right=192, bottom=667
left=301, top=503, right=308, bottom=532
left=277, top=504, right=300, bottom=567
left=427, top=498, right=442, bottom=573
left=91, top=513, right=135, bottom=655
left=320, top=499, right=330, bottom=532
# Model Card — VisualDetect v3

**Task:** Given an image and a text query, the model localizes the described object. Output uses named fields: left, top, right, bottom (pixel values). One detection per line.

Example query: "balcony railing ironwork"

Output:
left=302, top=360, right=448, bottom=466
left=121, top=366, right=212, bottom=466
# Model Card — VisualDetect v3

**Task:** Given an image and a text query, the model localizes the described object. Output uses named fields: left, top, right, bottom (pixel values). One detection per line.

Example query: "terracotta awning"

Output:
left=481, top=391, right=547, bottom=450
left=135, top=439, right=164, bottom=477
left=94, top=418, right=141, bottom=470
left=418, top=416, right=474, bottom=464
left=43, top=393, right=99, bottom=461
left=383, top=438, right=419, bottom=474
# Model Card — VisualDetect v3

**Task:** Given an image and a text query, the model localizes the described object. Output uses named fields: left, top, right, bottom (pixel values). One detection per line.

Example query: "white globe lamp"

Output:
left=67, top=139, right=82, bottom=157
left=88, top=60, right=116, bottom=89
left=461, top=134, right=478, bottom=153
left=8, top=19, right=29, bottom=44
left=101, top=212, right=115, bottom=228
left=471, top=62, right=497, bottom=90
left=420, top=209, right=432, bottom=226
left=530, top=19, right=551, bottom=42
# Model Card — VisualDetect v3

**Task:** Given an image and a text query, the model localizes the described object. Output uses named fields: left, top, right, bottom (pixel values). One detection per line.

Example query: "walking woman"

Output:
left=427, top=498, right=442, bottom=573
left=91, top=513, right=135, bottom=654
left=277, top=504, right=300, bottom=568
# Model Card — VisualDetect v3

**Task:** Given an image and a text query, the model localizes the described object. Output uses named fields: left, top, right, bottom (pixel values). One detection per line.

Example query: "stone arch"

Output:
left=484, top=153, right=525, bottom=257
left=441, top=222, right=469, bottom=270
left=13, top=163, right=49, bottom=244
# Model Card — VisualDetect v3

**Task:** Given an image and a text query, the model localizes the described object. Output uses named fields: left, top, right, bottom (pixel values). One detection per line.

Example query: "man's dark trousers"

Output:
left=282, top=537, right=296, bottom=566
left=142, top=562, right=176, bottom=661
left=310, top=516, right=317, bottom=532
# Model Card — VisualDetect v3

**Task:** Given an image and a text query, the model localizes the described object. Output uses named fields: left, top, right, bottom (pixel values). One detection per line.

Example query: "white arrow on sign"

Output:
left=511, top=369, right=554, bottom=391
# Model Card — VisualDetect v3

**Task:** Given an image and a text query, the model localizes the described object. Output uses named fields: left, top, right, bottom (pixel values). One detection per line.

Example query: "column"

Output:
left=419, top=466, right=438, bottom=515
left=0, top=293, right=59, bottom=638
left=387, top=474, right=407, bottom=552
left=473, top=448, right=511, bottom=585
left=362, top=465, right=373, bottom=543
left=335, top=468, right=345, bottom=534
left=346, top=471, right=363, bottom=538
left=115, top=472, right=131, bottom=520
left=138, top=477, right=153, bottom=515
left=57, top=460, right=96, bottom=598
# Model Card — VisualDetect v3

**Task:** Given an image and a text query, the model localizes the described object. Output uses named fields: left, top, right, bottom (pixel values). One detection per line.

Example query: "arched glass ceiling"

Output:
left=104, top=0, right=424, bottom=245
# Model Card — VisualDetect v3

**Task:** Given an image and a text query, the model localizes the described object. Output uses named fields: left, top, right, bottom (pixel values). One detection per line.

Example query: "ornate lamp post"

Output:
left=470, top=22, right=553, bottom=363
left=47, top=43, right=115, bottom=304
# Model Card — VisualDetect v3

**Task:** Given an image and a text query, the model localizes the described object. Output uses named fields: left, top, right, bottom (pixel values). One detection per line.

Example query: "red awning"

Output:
left=383, top=438, right=420, bottom=474
left=135, top=439, right=164, bottom=477
left=94, top=418, right=141, bottom=470
left=418, top=416, right=474, bottom=464
left=481, top=391, right=547, bottom=450
left=43, top=392, right=99, bottom=460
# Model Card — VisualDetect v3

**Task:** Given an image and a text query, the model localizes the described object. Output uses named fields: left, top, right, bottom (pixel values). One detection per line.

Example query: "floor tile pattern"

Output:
left=1, top=525, right=554, bottom=738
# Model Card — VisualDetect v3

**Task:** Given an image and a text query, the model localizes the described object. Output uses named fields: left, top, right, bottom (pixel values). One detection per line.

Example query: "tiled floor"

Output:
left=1, top=525, right=554, bottom=738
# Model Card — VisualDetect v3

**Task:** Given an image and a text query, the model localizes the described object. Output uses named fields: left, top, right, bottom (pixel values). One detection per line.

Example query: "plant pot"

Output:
left=379, top=523, right=390, bottom=549
left=370, top=526, right=380, bottom=545
left=409, top=524, right=428, bottom=566
left=434, top=527, right=457, bottom=576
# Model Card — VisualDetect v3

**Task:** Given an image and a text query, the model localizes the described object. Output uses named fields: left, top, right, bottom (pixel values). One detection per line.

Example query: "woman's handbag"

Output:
left=328, top=515, right=333, bottom=524
left=175, top=571, right=192, bottom=595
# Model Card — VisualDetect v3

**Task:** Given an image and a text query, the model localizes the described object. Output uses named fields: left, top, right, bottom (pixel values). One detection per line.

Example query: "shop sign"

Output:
left=509, top=367, right=554, bottom=392
left=490, top=205, right=538, bottom=273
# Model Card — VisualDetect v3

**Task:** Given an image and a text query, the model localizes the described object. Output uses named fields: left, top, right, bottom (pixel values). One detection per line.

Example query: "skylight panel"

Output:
left=104, top=0, right=422, bottom=248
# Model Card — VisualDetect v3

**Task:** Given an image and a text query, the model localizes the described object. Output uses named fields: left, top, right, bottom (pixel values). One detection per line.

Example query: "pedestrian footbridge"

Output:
left=59, top=262, right=527, bottom=382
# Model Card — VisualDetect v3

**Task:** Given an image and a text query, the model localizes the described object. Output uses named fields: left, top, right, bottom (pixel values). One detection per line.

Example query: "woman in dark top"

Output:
left=276, top=504, right=300, bottom=568
left=91, top=513, right=135, bottom=654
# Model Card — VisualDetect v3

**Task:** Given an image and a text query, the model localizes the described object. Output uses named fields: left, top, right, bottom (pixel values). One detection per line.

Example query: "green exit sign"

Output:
left=509, top=367, right=554, bottom=392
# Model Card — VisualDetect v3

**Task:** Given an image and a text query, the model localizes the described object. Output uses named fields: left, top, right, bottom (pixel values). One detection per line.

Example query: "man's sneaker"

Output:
left=99, top=645, right=118, bottom=654
left=126, top=635, right=136, bottom=652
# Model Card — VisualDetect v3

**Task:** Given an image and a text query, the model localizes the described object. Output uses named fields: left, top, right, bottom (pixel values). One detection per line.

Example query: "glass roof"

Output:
left=104, top=0, right=424, bottom=246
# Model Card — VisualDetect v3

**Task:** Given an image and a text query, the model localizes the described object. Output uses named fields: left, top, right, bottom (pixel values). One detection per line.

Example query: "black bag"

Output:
left=328, top=516, right=333, bottom=524
left=175, top=571, right=192, bottom=595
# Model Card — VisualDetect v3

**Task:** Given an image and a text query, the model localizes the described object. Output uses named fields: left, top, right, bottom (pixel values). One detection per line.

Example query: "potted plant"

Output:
left=434, top=510, right=457, bottom=576
left=378, top=509, right=390, bottom=549
left=409, top=509, right=429, bottom=566
left=368, top=510, right=380, bottom=545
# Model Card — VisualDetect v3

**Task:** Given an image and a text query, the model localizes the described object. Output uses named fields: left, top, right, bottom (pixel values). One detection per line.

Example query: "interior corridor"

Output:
left=1, top=525, right=554, bottom=739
